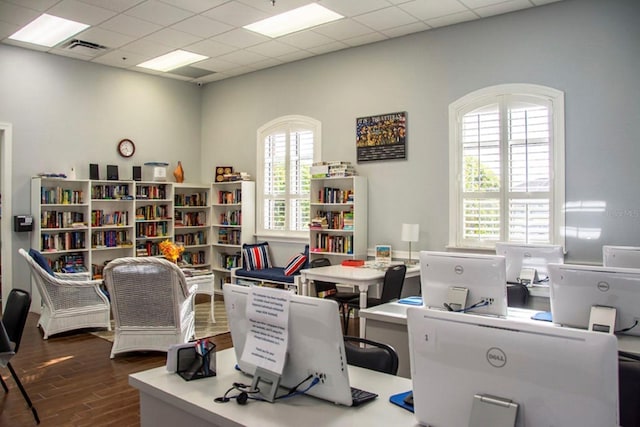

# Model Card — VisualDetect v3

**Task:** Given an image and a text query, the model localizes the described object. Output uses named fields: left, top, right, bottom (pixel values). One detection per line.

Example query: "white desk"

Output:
left=299, top=264, right=421, bottom=337
left=360, top=301, right=640, bottom=378
left=129, top=348, right=418, bottom=427
left=186, top=273, right=215, bottom=322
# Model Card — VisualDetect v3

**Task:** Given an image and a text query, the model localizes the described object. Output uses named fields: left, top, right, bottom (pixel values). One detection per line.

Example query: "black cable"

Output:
left=615, top=320, right=639, bottom=334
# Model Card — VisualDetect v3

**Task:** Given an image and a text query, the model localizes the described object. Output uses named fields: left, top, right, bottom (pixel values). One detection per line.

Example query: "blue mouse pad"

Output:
left=389, top=390, right=414, bottom=413
left=532, top=311, right=553, bottom=322
left=397, top=296, right=423, bottom=306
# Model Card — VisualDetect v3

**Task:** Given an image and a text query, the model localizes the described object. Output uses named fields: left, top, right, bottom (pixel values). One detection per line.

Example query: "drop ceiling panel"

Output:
left=353, top=6, right=420, bottom=31
left=0, top=1, right=41, bottom=27
left=144, top=27, right=201, bottom=48
left=124, top=0, right=194, bottom=26
left=47, top=0, right=116, bottom=25
left=202, top=1, right=268, bottom=27
left=76, top=26, right=135, bottom=48
left=170, top=15, right=233, bottom=38
left=399, top=0, right=469, bottom=21
left=319, top=0, right=392, bottom=17
left=157, top=0, right=226, bottom=14
left=99, top=13, right=162, bottom=38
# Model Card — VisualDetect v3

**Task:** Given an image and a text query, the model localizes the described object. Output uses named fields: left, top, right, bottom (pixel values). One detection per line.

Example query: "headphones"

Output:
left=214, top=382, right=262, bottom=405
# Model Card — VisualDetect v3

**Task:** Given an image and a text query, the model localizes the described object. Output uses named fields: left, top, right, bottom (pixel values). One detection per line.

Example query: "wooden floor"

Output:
left=0, top=307, right=359, bottom=427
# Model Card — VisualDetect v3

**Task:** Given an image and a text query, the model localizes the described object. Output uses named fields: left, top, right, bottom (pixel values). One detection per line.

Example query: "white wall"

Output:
left=0, top=45, right=203, bottom=292
left=201, top=0, right=640, bottom=264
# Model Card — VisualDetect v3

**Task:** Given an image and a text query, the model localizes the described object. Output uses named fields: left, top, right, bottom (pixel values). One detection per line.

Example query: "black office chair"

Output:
left=343, top=264, right=407, bottom=335
left=0, top=289, right=39, bottom=424
left=343, top=336, right=399, bottom=375
left=310, top=257, right=359, bottom=313
left=619, top=353, right=640, bottom=427
left=507, top=283, right=529, bottom=308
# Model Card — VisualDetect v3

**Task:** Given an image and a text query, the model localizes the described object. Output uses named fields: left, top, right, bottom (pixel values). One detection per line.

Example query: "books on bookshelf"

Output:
left=310, top=161, right=356, bottom=178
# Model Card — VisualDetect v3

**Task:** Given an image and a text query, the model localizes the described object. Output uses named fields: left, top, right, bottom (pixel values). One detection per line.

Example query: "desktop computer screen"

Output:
left=603, top=245, right=640, bottom=268
left=419, top=251, right=508, bottom=317
left=548, top=263, right=640, bottom=336
left=494, top=242, right=564, bottom=284
left=223, top=284, right=355, bottom=406
left=407, top=307, right=619, bottom=427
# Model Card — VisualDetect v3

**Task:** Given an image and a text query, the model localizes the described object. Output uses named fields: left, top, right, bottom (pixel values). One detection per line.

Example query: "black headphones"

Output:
left=214, top=382, right=261, bottom=405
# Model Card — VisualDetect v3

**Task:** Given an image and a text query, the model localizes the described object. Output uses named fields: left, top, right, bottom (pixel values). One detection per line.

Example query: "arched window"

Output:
left=449, top=84, right=565, bottom=249
left=256, top=115, right=321, bottom=238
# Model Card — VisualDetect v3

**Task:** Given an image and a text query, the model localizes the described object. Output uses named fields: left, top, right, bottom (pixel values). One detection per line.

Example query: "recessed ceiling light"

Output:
left=9, top=14, right=90, bottom=48
left=137, top=50, right=209, bottom=72
left=244, top=3, right=343, bottom=38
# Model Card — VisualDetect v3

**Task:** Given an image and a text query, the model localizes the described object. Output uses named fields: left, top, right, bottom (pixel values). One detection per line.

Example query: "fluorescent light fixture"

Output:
left=137, top=50, right=208, bottom=72
left=244, top=3, right=343, bottom=38
left=9, top=14, right=89, bottom=47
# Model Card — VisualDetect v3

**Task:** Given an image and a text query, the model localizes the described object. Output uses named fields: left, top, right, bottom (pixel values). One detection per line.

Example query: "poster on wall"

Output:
left=356, top=111, right=407, bottom=162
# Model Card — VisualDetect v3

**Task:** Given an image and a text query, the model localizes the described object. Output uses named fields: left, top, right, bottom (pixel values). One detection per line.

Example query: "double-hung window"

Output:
left=449, top=84, right=565, bottom=249
left=257, top=115, right=320, bottom=238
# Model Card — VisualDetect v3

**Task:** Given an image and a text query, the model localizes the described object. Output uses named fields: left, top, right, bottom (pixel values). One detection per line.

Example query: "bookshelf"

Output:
left=211, top=181, right=255, bottom=294
left=174, top=183, right=211, bottom=272
left=134, top=182, right=174, bottom=258
left=309, top=176, right=368, bottom=266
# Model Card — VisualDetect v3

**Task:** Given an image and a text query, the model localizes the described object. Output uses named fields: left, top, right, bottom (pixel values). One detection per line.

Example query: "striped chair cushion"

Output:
left=284, top=253, right=307, bottom=276
left=243, top=243, right=272, bottom=271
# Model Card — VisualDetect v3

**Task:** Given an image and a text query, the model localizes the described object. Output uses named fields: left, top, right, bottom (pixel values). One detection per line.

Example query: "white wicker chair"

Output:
left=19, top=248, right=111, bottom=339
left=103, top=257, right=196, bottom=359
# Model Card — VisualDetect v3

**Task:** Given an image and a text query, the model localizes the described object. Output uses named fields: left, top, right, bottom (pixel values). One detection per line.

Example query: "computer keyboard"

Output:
left=350, top=386, right=378, bottom=406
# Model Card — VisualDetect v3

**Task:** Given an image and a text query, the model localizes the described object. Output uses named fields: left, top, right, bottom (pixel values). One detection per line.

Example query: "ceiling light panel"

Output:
left=137, top=49, right=208, bottom=72
left=244, top=3, right=343, bottom=38
left=9, top=14, right=90, bottom=47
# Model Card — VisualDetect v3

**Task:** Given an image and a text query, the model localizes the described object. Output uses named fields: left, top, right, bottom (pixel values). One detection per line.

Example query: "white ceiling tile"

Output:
left=382, top=21, right=430, bottom=37
left=158, top=0, right=226, bottom=14
left=47, top=0, right=117, bottom=25
left=249, top=57, right=283, bottom=71
left=224, top=65, right=255, bottom=76
left=125, top=0, right=194, bottom=26
left=219, top=49, right=268, bottom=66
left=318, top=0, right=392, bottom=17
left=74, top=26, right=136, bottom=48
left=91, top=48, right=147, bottom=67
left=474, top=0, right=534, bottom=18
left=99, top=14, right=162, bottom=38
left=145, top=27, right=201, bottom=48
left=314, top=18, right=375, bottom=40
left=399, top=0, right=468, bottom=20
left=307, top=40, right=349, bottom=55
left=76, top=0, right=145, bottom=13
left=121, top=37, right=173, bottom=56
left=353, top=6, right=419, bottom=31
left=278, top=30, right=335, bottom=49
left=171, top=15, right=232, bottom=38
left=191, top=57, right=240, bottom=72
left=530, top=0, right=562, bottom=4
left=4, top=0, right=59, bottom=12
left=343, top=32, right=388, bottom=47
left=162, top=71, right=192, bottom=81
left=277, top=49, right=314, bottom=63
left=212, top=28, right=269, bottom=49
left=425, top=10, right=478, bottom=27
left=0, top=20, right=20, bottom=38
left=459, top=0, right=510, bottom=8
left=236, top=0, right=311, bottom=14
left=0, top=1, right=41, bottom=27
left=185, top=38, right=236, bottom=57
left=246, top=40, right=300, bottom=57
left=202, top=1, right=268, bottom=27
left=196, top=72, right=228, bottom=83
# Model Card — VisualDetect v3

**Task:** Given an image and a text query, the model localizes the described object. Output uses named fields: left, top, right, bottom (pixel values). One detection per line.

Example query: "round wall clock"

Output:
left=118, top=138, right=135, bottom=158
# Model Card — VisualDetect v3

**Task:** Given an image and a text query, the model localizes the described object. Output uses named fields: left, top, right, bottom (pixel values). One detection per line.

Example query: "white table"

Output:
left=129, top=348, right=418, bottom=427
left=186, top=273, right=215, bottom=322
left=298, top=263, right=421, bottom=337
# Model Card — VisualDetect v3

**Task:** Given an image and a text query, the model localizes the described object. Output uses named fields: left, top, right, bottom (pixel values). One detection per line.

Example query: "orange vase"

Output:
left=173, top=161, right=184, bottom=183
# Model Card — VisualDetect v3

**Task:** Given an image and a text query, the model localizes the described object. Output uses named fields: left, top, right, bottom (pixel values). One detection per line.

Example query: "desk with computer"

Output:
left=130, top=245, right=640, bottom=427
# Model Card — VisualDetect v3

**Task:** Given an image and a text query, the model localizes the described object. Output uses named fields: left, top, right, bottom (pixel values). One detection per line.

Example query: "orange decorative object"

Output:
left=173, top=161, right=184, bottom=183
left=159, top=239, right=184, bottom=262
left=341, top=259, right=365, bottom=267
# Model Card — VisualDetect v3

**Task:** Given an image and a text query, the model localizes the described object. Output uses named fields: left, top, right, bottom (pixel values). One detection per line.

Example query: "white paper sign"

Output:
left=240, top=286, right=291, bottom=375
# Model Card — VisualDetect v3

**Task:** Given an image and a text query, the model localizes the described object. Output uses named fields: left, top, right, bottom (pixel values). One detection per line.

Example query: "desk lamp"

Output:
left=401, top=224, right=420, bottom=265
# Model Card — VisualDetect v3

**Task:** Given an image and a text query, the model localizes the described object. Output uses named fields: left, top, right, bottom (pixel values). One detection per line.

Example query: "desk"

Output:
left=360, top=301, right=640, bottom=379
left=186, top=273, right=215, bottom=322
left=129, top=348, right=418, bottom=427
left=298, top=264, right=421, bottom=337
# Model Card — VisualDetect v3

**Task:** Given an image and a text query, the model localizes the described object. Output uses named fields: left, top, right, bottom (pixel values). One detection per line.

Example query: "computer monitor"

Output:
left=494, top=242, right=564, bottom=285
left=223, top=284, right=353, bottom=406
left=603, top=245, right=640, bottom=268
left=407, top=307, right=619, bottom=427
left=419, top=251, right=508, bottom=317
left=548, top=263, right=640, bottom=336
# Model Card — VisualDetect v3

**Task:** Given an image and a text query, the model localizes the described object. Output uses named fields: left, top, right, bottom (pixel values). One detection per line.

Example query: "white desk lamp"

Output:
left=401, top=223, right=420, bottom=265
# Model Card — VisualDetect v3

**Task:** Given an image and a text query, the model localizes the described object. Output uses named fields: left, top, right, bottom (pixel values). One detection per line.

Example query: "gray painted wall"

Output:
left=0, top=45, right=202, bottom=290
left=201, top=0, right=640, bottom=264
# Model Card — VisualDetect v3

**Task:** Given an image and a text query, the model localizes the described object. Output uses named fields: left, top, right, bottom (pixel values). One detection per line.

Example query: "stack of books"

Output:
left=309, top=216, right=329, bottom=229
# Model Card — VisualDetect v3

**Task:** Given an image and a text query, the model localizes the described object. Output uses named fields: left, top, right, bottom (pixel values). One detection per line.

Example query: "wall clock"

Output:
left=118, top=138, right=135, bottom=158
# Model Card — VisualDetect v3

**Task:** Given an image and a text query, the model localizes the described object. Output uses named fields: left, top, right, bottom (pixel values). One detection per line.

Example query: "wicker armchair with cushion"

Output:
left=103, top=257, right=196, bottom=358
left=19, top=248, right=111, bottom=339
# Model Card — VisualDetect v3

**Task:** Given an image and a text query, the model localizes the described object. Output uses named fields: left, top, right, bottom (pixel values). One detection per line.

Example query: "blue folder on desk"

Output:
left=397, top=296, right=423, bottom=306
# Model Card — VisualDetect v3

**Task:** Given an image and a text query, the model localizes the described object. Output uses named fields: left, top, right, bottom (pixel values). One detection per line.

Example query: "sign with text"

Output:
left=356, top=111, right=407, bottom=162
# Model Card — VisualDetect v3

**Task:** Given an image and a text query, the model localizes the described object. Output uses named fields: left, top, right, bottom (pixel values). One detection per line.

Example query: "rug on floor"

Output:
left=90, top=300, right=229, bottom=342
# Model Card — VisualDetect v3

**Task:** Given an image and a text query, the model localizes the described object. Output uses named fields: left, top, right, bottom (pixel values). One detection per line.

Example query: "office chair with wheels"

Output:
left=0, top=289, right=40, bottom=424
left=343, top=336, right=399, bottom=375
left=343, top=264, right=407, bottom=335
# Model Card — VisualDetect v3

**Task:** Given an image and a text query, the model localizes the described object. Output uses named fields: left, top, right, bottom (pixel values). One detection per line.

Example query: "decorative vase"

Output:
left=173, top=161, right=184, bottom=183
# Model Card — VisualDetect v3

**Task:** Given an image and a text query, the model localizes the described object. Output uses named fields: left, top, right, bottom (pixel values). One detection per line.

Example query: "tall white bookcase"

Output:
left=173, top=183, right=211, bottom=271
left=309, top=176, right=368, bottom=266
left=211, top=181, right=255, bottom=294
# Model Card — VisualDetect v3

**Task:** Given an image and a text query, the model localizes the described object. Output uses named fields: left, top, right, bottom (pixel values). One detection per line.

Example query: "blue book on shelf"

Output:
left=397, top=296, right=423, bottom=306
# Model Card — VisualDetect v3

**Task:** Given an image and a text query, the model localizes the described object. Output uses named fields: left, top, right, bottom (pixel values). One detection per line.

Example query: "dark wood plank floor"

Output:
left=0, top=305, right=358, bottom=427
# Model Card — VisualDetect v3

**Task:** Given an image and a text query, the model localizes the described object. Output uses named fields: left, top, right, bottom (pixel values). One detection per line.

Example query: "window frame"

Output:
left=448, top=84, right=565, bottom=250
left=256, top=115, right=321, bottom=240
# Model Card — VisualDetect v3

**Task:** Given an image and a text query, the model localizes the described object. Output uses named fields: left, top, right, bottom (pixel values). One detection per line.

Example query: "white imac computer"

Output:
left=603, top=245, right=640, bottom=268
left=223, top=284, right=369, bottom=407
left=419, top=251, right=508, bottom=317
left=548, top=263, right=640, bottom=336
left=494, top=242, right=564, bottom=285
left=407, top=307, right=619, bottom=427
